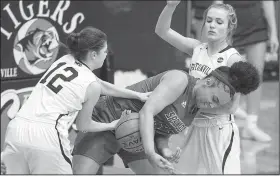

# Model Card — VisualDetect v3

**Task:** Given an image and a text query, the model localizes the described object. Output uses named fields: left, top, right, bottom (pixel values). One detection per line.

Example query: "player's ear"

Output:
left=204, top=77, right=215, bottom=87
left=90, top=51, right=97, bottom=59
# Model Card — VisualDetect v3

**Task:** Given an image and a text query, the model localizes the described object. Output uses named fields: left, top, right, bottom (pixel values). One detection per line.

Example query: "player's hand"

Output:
left=1, top=162, right=7, bottom=175
left=147, top=153, right=174, bottom=173
left=137, top=92, right=151, bottom=102
left=161, top=147, right=181, bottom=163
left=166, top=0, right=181, bottom=7
left=268, top=33, right=279, bottom=54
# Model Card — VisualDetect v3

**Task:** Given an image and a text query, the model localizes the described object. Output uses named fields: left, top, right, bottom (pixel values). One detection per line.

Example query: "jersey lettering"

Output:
left=189, top=62, right=211, bottom=75
left=164, top=111, right=186, bottom=133
left=40, top=62, right=78, bottom=94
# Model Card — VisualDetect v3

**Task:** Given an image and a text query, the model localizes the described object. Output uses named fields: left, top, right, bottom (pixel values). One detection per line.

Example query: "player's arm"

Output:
left=96, top=77, right=149, bottom=101
left=262, top=1, right=278, bottom=53
left=139, top=70, right=188, bottom=156
left=76, top=82, right=116, bottom=132
left=155, top=0, right=201, bottom=56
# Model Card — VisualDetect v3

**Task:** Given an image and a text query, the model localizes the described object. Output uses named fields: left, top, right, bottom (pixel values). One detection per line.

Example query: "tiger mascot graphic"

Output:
left=13, top=18, right=60, bottom=75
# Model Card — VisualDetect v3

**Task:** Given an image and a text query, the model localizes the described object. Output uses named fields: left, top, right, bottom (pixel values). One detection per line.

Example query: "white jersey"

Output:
left=189, top=43, right=240, bottom=79
left=16, top=54, right=97, bottom=129
left=189, top=43, right=241, bottom=119
left=183, top=44, right=242, bottom=174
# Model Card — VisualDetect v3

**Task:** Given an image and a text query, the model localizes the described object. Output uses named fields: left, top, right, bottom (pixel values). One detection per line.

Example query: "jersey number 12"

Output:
left=40, top=62, right=78, bottom=94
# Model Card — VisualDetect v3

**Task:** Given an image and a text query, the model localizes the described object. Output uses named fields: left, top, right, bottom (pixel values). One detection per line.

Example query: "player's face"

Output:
left=195, top=77, right=231, bottom=108
left=94, top=42, right=108, bottom=68
left=204, top=7, right=229, bottom=42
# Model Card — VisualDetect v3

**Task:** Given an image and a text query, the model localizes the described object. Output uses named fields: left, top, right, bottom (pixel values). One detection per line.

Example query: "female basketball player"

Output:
left=1, top=27, right=150, bottom=174
left=72, top=61, right=260, bottom=174
left=191, top=0, right=278, bottom=143
left=155, top=0, right=246, bottom=174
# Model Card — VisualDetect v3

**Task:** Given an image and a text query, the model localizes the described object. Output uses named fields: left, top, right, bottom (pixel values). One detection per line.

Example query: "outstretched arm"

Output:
left=96, top=77, right=149, bottom=102
left=76, top=82, right=117, bottom=132
left=139, top=70, right=188, bottom=170
left=155, top=0, right=201, bottom=56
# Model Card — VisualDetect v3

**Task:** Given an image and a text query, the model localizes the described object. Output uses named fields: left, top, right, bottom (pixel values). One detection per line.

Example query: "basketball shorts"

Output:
left=73, top=130, right=149, bottom=166
left=181, top=115, right=241, bottom=174
left=2, top=117, right=72, bottom=174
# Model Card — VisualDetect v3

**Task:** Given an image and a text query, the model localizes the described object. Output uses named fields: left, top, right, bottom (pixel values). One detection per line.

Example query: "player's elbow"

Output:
left=76, top=119, right=89, bottom=132
left=155, top=27, right=168, bottom=38
left=155, top=27, right=162, bottom=36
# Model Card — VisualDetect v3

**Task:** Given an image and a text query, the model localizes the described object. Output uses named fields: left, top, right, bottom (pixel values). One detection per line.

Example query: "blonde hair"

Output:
left=201, top=3, right=237, bottom=45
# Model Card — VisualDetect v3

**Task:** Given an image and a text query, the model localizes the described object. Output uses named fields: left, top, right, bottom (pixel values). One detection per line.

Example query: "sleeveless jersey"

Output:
left=189, top=43, right=240, bottom=79
left=189, top=43, right=241, bottom=119
left=16, top=54, right=97, bottom=130
left=104, top=70, right=199, bottom=136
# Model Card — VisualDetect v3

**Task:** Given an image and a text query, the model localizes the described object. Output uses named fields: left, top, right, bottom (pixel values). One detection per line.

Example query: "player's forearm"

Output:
left=155, top=4, right=177, bottom=36
left=139, top=109, right=156, bottom=156
left=262, top=1, right=278, bottom=35
left=76, top=119, right=113, bottom=132
left=99, top=80, right=140, bottom=100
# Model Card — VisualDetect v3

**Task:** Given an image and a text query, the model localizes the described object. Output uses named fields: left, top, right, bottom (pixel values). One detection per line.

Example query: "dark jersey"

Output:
left=93, top=70, right=199, bottom=136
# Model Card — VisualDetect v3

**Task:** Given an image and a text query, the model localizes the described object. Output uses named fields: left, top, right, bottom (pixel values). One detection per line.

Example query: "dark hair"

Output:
left=66, top=26, right=107, bottom=61
left=201, top=3, right=237, bottom=45
left=210, top=61, right=260, bottom=96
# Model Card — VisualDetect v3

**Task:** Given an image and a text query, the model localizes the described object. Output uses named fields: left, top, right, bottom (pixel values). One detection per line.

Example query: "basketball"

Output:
left=115, top=110, right=144, bottom=153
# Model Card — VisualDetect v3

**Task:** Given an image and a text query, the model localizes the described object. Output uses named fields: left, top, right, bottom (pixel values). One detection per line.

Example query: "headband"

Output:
left=210, top=70, right=236, bottom=95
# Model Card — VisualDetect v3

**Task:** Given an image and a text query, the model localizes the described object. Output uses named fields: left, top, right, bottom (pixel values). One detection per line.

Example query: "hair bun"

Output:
left=229, top=61, right=260, bottom=95
left=229, top=71, right=242, bottom=93
left=66, top=32, right=80, bottom=52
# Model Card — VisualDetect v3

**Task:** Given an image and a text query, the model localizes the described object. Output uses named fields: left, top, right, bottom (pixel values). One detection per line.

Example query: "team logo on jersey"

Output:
left=181, top=101, right=187, bottom=108
left=13, top=18, right=60, bottom=75
left=217, top=57, right=224, bottom=63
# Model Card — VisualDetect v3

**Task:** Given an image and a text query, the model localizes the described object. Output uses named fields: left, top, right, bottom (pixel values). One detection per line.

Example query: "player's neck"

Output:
left=79, top=59, right=94, bottom=71
left=192, top=80, right=201, bottom=101
left=207, top=40, right=228, bottom=56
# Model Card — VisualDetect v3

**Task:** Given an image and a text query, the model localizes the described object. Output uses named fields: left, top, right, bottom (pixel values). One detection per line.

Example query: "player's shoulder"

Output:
left=54, top=54, right=75, bottom=65
left=163, top=70, right=189, bottom=82
left=217, top=46, right=239, bottom=56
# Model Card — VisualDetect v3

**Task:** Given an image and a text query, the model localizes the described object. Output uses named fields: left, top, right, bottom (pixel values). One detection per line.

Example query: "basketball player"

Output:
left=72, top=61, right=260, bottom=174
left=1, top=27, right=150, bottom=174
left=155, top=0, right=244, bottom=174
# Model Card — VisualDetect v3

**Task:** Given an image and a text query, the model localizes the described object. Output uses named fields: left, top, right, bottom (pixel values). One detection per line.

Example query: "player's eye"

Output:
left=212, top=95, right=219, bottom=104
left=216, top=19, right=223, bottom=24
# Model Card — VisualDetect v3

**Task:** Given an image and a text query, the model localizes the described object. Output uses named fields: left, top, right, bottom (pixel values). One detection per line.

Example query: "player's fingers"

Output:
left=174, top=147, right=181, bottom=163
left=160, top=158, right=174, bottom=170
left=169, top=147, right=181, bottom=163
